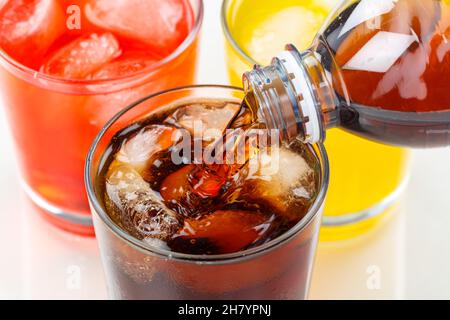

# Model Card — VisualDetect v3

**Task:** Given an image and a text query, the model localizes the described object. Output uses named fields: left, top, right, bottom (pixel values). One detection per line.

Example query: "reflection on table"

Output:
left=310, top=200, right=406, bottom=300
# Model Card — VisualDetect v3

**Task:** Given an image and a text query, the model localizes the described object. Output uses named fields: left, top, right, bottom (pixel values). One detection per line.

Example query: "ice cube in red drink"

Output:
left=91, top=52, right=160, bottom=80
left=0, top=0, right=66, bottom=68
left=85, top=0, right=192, bottom=56
left=41, top=33, right=122, bottom=79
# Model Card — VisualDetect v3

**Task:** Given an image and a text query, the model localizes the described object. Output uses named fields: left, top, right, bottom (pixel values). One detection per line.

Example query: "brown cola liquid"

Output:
left=98, top=99, right=320, bottom=255
left=316, top=0, right=450, bottom=147
left=95, top=98, right=322, bottom=299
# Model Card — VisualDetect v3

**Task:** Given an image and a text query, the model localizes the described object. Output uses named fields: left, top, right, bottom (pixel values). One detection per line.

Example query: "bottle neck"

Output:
left=243, top=45, right=338, bottom=144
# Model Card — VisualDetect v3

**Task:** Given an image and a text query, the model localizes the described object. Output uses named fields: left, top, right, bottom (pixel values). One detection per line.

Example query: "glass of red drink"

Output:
left=85, top=85, right=329, bottom=299
left=0, top=0, right=203, bottom=235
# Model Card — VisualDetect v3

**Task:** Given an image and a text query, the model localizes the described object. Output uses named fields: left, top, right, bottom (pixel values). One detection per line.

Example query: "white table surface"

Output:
left=1, top=0, right=450, bottom=300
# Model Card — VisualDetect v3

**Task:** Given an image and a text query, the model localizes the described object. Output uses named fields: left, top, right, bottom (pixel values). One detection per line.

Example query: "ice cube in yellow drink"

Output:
left=222, top=0, right=410, bottom=241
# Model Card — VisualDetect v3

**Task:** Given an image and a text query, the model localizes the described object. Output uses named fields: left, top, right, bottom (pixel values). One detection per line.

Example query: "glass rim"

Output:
left=85, top=84, right=330, bottom=264
left=0, top=0, right=204, bottom=89
left=221, top=0, right=259, bottom=66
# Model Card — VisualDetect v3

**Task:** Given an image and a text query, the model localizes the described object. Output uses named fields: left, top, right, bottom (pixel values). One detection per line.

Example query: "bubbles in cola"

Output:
left=105, top=163, right=182, bottom=241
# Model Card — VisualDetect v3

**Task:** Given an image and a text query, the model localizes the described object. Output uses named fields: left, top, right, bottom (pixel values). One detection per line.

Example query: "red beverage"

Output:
left=0, top=0, right=203, bottom=234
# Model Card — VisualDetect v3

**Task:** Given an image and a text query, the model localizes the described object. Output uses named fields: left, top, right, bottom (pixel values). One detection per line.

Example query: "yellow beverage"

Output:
left=222, top=0, right=410, bottom=241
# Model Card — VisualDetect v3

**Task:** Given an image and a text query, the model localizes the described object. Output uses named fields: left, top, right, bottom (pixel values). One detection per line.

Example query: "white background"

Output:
left=0, top=0, right=450, bottom=299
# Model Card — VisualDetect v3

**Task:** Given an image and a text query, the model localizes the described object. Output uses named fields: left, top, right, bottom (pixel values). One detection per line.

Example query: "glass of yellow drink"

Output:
left=221, top=0, right=410, bottom=241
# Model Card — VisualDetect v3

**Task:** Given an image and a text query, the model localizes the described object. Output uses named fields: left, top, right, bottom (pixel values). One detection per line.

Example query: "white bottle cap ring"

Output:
left=276, top=51, right=321, bottom=144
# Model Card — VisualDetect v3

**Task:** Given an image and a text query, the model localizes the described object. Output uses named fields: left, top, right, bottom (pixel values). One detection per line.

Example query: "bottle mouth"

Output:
left=243, top=64, right=301, bottom=143
left=243, top=67, right=284, bottom=139
left=243, top=49, right=321, bottom=144
left=276, top=49, right=323, bottom=144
